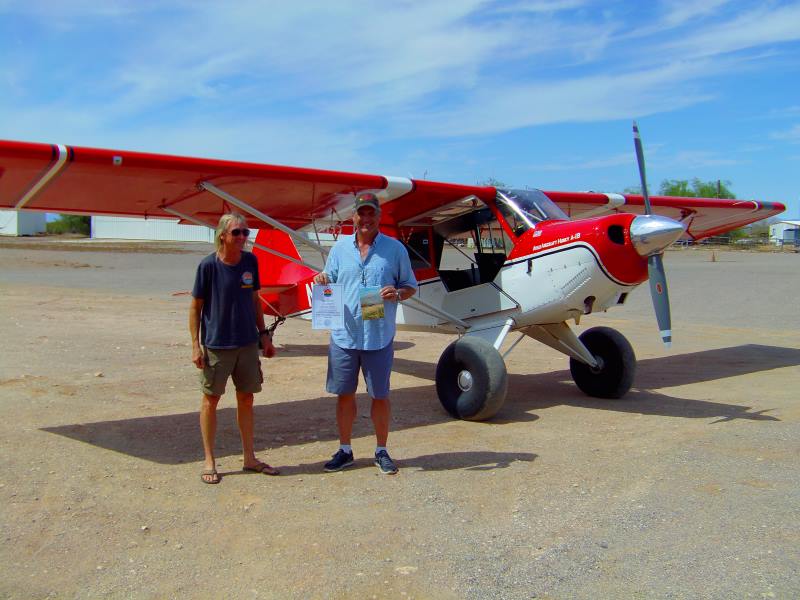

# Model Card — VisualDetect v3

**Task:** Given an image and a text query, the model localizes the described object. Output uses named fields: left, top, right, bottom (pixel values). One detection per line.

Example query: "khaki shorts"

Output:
left=200, top=343, right=263, bottom=397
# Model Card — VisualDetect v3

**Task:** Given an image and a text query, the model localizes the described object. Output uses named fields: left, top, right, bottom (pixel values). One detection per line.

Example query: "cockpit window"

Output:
left=496, top=188, right=569, bottom=236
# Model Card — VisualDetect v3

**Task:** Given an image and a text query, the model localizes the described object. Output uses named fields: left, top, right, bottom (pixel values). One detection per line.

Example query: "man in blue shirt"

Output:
left=313, top=193, right=417, bottom=474
left=190, top=213, right=278, bottom=484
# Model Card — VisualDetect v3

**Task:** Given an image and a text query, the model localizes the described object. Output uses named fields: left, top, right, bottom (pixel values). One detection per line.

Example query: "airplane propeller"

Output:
left=631, top=122, right=685, bottom=348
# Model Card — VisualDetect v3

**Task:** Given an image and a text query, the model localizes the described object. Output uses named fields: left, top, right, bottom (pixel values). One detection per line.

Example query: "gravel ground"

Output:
left=0, top=238, right=798, bottom=599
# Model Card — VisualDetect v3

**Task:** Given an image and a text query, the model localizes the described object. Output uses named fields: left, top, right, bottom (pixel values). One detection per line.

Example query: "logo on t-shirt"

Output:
left=241, top=271, right=254, bottom=288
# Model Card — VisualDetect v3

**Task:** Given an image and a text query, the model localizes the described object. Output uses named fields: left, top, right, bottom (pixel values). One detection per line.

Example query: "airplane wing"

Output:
left=544, top=191, right=785, bottom=241
left=0, top=139, right=782, bottom=240
left=0, top=139, right=495, bottom=230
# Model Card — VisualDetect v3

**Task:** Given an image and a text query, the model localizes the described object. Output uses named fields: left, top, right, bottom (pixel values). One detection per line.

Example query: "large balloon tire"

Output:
left=570, top=327, right=636, bottom=399
left=435, top=336, right=508, bottom=421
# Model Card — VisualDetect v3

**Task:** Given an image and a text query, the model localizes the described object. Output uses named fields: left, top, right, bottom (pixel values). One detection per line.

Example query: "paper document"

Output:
left=311, top=283, right=344, bottom=330
left=360, top=286, right=385, bottom=321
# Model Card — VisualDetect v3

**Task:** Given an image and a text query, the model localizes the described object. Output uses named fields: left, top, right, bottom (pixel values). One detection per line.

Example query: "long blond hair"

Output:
left=214, top=213, right=247, bottom=252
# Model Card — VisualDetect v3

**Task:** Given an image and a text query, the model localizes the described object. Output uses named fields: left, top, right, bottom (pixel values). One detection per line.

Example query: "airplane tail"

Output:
left=252, top=229, right=317, bottom=317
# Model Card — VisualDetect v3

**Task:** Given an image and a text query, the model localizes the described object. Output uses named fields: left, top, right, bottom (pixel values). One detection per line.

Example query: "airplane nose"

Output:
left=630, top=215, right=686, bottom=257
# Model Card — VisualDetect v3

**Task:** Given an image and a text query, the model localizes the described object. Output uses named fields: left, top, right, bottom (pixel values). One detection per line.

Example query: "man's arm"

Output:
left=254, top=292, right=276, bottom=359
left=313, top=244, right=338, bottom=285
left=189, top=297, right=204, bottom=369
left=380, top=242, right=417, bottom=302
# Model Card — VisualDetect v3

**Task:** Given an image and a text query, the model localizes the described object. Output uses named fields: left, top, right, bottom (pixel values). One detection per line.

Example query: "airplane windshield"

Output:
left=496, top=188, right=569, bottom=235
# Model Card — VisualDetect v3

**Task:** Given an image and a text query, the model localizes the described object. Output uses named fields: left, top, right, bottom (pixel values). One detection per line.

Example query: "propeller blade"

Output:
left=634, top=121, right=673, bottom=347
left=632, top=121, right=653, bottom=215
left=648, top=253, right=672, bottom=347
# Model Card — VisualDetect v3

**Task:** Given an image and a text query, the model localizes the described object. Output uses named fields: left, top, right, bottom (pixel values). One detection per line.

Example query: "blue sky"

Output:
left=1, top=0, right=799, bottom=219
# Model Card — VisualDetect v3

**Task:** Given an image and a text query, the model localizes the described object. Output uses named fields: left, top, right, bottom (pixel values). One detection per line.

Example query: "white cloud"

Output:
left=535, top=152, right=633, bottom=172
left=670, top=151, right=741, bottom=167
left=1, top=0, right=798, bottom=191
left=488, top=0, right=590, bottom=15
left=659, top=0, right=735, bottom=28
left=392, top=59, right=717, bottom=137
left=660, top=3, right=800, bottom=58
left=770, top=124, right=800, bottom=141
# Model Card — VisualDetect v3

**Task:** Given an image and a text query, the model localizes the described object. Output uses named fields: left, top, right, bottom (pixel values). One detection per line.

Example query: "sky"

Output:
left=1, top=0, right=799, bottom=219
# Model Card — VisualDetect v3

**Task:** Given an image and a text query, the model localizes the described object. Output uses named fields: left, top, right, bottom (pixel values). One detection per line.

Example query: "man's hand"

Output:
left=313, top=272, right=329, bottom=285
left=380, top=285, right=401, bottom=302
left=192, top=345, right=205, bottom=369
left=261, top=335, right=277, bottom=359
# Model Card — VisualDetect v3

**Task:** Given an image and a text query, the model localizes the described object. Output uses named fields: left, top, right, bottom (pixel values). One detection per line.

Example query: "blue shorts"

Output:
left=326, top=341, right=394, bottom=399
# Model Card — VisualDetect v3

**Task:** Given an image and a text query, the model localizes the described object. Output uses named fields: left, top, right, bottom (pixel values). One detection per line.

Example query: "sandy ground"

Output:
left=0, top=237, right=798, bottom=599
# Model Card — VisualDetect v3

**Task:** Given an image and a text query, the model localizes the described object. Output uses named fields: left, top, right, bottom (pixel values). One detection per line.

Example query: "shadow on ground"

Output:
left=42, top=343, right=798, bottom=464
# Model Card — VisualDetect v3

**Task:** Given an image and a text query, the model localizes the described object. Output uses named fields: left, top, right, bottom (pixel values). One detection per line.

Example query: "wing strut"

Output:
left=163, top=205, right=323, bottom=272
left=162, top=206, right=213, bottom=228
left=401, top=297, right=470, bottom=330
left=199, top=181, right=329, bottom=258
left=524, top=323, right=600, bottom=368
left=15, top=144, right=70, bottom=209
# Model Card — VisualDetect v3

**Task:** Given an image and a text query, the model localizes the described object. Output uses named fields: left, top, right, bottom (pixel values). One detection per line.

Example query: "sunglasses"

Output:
left=229, top=228, right=251, bottom=237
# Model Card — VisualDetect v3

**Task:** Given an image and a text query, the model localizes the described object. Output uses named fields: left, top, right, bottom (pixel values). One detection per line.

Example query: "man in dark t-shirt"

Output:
left=189, top=213, right=278, bottom=484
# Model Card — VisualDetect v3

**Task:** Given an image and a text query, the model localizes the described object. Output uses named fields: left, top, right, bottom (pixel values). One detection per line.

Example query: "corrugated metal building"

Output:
left=0, top=209, right=46, bottom=236
left=770, top=220, right=800, bottom=246
left=90, top=216, right=335, bottom=246
left=91, top=216, right=224, bottom=242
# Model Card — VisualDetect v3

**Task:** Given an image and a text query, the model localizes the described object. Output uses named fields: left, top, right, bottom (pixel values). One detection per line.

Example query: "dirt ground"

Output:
left=0, top=237, right=798, bottom=599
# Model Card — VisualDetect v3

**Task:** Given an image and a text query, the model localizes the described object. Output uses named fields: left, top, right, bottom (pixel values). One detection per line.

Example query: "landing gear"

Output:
left=569, top=326, right=636, bottom=398
left=435, top=336, right=508, bottom=421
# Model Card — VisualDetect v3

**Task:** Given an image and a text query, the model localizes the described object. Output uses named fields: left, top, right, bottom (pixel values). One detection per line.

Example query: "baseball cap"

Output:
left=354, top=192, right=380, bottom=212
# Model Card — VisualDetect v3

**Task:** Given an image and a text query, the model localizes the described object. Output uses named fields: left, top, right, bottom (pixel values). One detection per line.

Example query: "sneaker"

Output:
left=374, top=449, right=398, bottom=475
left=324, top=449, right=354, bottom=472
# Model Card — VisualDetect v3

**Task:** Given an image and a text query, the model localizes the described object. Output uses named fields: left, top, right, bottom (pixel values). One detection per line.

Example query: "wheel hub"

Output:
left=457, top=370, right=473, bottom=391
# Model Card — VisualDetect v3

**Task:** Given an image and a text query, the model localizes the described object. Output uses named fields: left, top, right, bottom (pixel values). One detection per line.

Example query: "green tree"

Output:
left=659, top=178, right=735, bottom=199
left=46, top=214, right=90, bottom=235
left=658, top=179, right=741, bottom=243
left=478, top=177, right=508, bottom=188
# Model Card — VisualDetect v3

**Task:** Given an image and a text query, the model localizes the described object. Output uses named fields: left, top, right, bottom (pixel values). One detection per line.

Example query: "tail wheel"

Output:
left=570, top=326, right=636, bottom=399
left=435, top=336, right=508, bottom=421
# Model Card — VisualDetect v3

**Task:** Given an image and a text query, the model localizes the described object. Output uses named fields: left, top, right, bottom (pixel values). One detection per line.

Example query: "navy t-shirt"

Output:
left=191, top=251, right=261, bottom=349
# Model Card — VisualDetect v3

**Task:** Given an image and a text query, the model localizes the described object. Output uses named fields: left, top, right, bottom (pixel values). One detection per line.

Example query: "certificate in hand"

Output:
left=311, top=283, right=344, bottom=330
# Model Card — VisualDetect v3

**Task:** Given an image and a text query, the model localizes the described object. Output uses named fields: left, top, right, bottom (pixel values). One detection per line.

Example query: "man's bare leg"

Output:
left=336, top=393, right=357, bottom=444
left=200, top=394, right=220, bottom=483
left=236, top=391, right=257, bottom=467
left=371, top=397, right=390, bottom=447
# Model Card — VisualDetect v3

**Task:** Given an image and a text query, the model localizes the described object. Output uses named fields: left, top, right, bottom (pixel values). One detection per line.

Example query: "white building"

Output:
left=769, top=220, right=800, bottom=246
left=90, top=215, right=335, bottom=246
left=0, top=209, right=46, bottom=236
left=91, top=216, right=220, bottom=242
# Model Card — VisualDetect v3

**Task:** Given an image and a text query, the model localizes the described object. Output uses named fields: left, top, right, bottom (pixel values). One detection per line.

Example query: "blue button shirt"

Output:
left=324, top=233, right=417, bottom=350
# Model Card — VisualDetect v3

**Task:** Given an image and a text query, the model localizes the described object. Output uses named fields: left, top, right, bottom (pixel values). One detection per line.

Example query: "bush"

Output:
left=47, top=215, right=90, bottom=235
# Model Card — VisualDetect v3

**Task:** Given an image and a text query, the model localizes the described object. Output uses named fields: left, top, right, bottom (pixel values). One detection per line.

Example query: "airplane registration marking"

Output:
left=531, top=232, right=580, bottom=253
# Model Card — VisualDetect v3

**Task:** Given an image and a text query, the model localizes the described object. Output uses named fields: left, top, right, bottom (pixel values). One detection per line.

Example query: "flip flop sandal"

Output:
left=243, top=462, right=280, bottom=476
left=201, top=468, right=221, bottom=484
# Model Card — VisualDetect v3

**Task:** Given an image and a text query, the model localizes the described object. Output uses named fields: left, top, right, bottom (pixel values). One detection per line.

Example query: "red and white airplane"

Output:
left=0, top=126, right=784, bottom=420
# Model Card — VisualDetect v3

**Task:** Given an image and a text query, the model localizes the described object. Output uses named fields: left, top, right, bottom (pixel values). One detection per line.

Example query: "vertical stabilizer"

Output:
left=252, top=229, right=317, bottom=317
